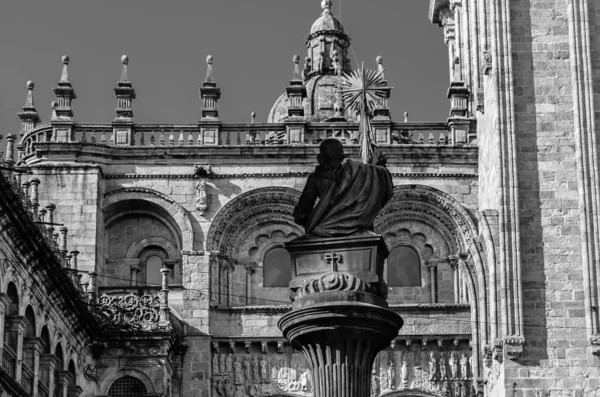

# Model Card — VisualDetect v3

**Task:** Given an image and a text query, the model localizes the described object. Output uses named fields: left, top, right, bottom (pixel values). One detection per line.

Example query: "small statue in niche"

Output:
left=226, top=354, right=234, bottom=374
left=439, top=353, right=447, bottom=380
left=460, top=352, right=469, bottom=379
left=428, top=351, right=438, bottom=381
left=449, top=351, right=458, bottom=380
left=213, top=354, right=220, bottom=375
left=243, top=357, right=252, bottom=383
left=234, top=361, right=244, bottom=385
left=299, top=370, right=310, bottom=391
left=387, top=359, right=396, bottom=390
left=371, top=368, right=380, bottom=397
left=260, top=359, right=269, bottom=383
left=196, top=179, right=208, bottom=214
left=252, top=356, right=260, bottom=384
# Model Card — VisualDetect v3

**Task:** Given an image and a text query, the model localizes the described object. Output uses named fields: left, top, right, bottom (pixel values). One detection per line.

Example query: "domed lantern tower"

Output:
left=305, top=0, right=352, bottom=78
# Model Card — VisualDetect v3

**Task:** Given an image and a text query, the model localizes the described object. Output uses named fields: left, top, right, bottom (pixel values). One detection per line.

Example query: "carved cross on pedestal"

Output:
left=324, top=251, right=344, bottom=267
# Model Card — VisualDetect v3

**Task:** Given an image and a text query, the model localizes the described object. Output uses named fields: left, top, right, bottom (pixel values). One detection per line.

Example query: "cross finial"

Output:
left=120, top=55, right=129, bottom=82
left=60, top=55, right=70, bottom=82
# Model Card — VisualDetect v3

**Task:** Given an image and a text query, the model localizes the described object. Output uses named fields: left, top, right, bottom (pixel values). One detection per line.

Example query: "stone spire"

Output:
left=18, top=81, right=41, bottom=134
left=53, top=56, right=77, bottom=120
left=113, top=55, right=137, bottom=145
left=373, top=56, right=392, bottom=120
left=51, top=56, right=76, bottom=142
left=199, top=55, right=221, bottom=119
left=286, top=55, right=307, bottom=117
left=304, top=0, right=351, bottom=80
left=114, top=55, right=136, bottom=119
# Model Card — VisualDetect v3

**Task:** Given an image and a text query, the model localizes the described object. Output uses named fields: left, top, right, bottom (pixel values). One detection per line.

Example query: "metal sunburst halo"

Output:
left=341, top=63, right=388, bottom=164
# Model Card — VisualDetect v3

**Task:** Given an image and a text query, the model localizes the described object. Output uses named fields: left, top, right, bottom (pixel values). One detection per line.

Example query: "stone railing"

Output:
left=18, top=121, right=464, bottom=160
left=21, top=363, right=34, bottom=394
left=39, top=381, right=50, bottom=397
left=2, top=344, right=16, bottom=377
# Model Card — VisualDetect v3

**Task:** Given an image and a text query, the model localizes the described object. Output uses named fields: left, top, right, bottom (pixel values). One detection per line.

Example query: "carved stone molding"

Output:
left=503, top=336, right=524, bottom=358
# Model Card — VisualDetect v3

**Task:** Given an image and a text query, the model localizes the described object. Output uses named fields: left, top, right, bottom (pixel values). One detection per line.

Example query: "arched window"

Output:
left=39, top=326, right=51, bottom=396
left=67, top=360, right=76, bottom=385
left=22, top=306, right=36, bottom=394
left=387, top=246, right=422, bottom=287
left=263, top=247, right=292, bottom=288
left=54, top=343, right=64, bottom=397
left=3, top=282, right=19, bottom=377
left=145, top=255, right=163, bottom=287
left=108, top=376, right=148, bottom=397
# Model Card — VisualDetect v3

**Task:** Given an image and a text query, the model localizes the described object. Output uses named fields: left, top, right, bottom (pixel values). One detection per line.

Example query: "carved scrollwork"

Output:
left=94, top=293, right=166, bottom=331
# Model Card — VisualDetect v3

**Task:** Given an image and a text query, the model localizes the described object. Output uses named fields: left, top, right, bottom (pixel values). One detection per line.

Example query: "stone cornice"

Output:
left=212, top=302, right=471, bottom=314
left=104, top=172, right=477, bottom=180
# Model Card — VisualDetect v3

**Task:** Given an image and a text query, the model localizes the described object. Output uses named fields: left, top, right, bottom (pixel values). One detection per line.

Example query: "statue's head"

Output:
left=318, top=138, right=344, bottom=165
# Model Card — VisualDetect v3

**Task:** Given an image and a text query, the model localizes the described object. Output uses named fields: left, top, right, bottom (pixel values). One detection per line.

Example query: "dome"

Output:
left=310, top=0, right=345, bottom=35
left=267, top=75, right=357, bottom=123
left=310, top=10, right=344, bottom=34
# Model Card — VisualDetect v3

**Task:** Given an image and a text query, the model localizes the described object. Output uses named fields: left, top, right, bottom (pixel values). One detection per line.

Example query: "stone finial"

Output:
left=321, top=0, right=332, bottom=13
left=205, top=55, right=215, bottom=84
left=18, top=81, right=41, bottom=133
left=60, top=55, right=70, bottom=82
left=200, top=55, right=221, bottom=119
left=53, top=55, right=77, bottom=123
left=251, top=112, right=256, bottom=123
left=292, top=55, right=302, bottom=82
left=114, top=55, right=136, bottom=123
left=120, top=55, right=130, bottom=82
left=376, top=56, right=385, bottom=78
left=404, top=112, right=409, bottom=122
left=287, top=56, right=308, bottom=117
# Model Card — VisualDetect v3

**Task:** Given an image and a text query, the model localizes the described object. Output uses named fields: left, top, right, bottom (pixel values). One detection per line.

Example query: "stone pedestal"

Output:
left=278, top=234, right=403, bottom=397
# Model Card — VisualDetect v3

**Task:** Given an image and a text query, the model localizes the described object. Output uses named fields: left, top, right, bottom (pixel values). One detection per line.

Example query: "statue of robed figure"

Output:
left=293, top=62, right=393, bottom=237
left=293, top=138, right=393, bottom=237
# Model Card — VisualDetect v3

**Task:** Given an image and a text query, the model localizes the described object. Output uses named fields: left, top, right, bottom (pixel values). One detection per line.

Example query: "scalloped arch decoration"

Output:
left=206, top=187, right=303, bottom=255
left=103, top=187, right=193, bottom=251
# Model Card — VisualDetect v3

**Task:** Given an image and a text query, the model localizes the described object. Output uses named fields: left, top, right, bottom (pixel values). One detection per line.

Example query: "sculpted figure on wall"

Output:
left=196, top=179, right=208, bottom=214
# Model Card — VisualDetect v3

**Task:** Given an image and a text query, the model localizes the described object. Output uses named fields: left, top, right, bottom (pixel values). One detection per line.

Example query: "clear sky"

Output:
left=0, top=0, right=449, bottom=137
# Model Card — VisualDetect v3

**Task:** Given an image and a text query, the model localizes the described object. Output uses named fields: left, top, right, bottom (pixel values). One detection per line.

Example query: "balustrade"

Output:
left=18, top=121, right=458, bottom=160
left=2, top=343, right=16, bottom=377
left=21, top=363, right=34, bottom=394
left=39, top=381, right=50, bottom=397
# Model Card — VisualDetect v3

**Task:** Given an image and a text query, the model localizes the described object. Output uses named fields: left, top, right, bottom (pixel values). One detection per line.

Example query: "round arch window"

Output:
left=263, top=247, right=292, bottom=288
left=108, top=376, right=147, bottom=397
left=146, top=255, right=163, bottom=287
left=387, top=246, right=421, bottom=287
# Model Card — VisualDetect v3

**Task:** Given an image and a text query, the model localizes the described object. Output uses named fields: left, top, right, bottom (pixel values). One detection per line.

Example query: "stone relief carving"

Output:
left=95, top=293, right=164, bottom=331
left=293, top=272, right=375, bottom=301
left=213, top=338, right=474, bottom=397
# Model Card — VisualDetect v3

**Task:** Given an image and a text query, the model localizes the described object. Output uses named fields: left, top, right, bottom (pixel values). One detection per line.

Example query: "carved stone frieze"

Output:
left=212, top=339, right=474, bottom=397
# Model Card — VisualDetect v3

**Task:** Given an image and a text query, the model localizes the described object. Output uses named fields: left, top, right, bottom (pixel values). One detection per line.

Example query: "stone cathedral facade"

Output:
left=0, top=0, right=599, bottom=396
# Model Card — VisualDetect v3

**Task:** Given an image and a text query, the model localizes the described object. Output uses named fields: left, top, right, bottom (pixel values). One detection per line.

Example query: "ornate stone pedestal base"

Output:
left=279, top=300, right=402, bottom=397
left=279, top=234, right=403, bottom=397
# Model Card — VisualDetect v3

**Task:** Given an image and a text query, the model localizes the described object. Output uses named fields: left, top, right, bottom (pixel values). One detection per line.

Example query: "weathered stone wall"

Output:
left=32, top=166, right=102, bottom=274
left=503, top=0, right=596, bottom=394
